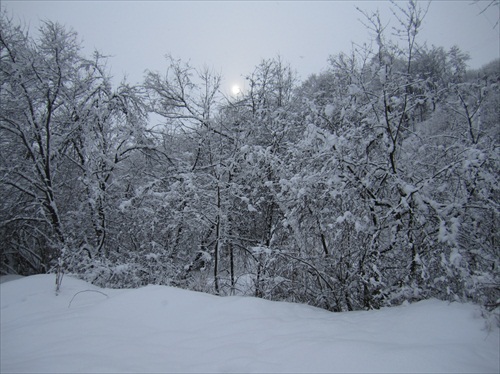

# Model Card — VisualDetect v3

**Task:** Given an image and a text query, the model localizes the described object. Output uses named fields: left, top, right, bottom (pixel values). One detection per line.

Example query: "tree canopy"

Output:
left=1, top=2, right=498, bottom=314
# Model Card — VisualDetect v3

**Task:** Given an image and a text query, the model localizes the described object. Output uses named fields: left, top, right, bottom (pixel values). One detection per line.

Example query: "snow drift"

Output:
left=1, top=275, right=498, bottom=373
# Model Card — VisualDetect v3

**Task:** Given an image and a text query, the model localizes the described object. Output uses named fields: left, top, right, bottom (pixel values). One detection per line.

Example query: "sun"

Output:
left=231, top=84, right=241, bottom=95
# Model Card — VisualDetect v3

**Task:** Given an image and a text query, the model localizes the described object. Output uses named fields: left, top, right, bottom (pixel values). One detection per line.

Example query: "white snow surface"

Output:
left=1, top=275, right=498, bottom=373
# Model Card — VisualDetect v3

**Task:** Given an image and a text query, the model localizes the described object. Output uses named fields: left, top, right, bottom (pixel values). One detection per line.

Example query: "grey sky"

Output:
left=2, top=1, right=499, bottom=94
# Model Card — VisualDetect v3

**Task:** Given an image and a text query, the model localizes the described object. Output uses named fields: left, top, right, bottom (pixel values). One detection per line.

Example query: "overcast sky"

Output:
left=2, top=1, right=499, bottom=94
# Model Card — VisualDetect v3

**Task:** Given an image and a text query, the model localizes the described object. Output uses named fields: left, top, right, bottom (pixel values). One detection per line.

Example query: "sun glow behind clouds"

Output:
left=231, top=84, right=241, bottom=95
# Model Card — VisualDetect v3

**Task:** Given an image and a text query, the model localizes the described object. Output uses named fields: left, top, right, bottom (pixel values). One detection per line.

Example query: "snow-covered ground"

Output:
left=1, top=275, right=498, bottom=373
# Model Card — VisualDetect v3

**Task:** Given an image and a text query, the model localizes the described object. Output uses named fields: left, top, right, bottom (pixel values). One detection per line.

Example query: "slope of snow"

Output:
left=1, top=275, right=498, bottom=373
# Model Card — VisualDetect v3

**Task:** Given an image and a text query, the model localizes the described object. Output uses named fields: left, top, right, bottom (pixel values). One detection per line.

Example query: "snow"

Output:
left=324, top=104, right=335, bottom=117
left=1, top=275, right=498, bottom=373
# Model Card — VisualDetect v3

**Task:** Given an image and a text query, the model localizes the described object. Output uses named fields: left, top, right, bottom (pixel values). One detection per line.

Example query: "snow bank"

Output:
left=0, top=275, right=24, bottom=284
left=1, top=275, right=498, bottom=373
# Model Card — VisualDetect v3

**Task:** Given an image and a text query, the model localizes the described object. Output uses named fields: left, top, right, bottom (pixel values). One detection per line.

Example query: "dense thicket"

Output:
left=1, top=2, right=498, bottom=313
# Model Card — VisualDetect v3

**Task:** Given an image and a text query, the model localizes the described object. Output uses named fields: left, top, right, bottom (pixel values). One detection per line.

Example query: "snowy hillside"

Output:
left=1, top=275, right=498, bottom=373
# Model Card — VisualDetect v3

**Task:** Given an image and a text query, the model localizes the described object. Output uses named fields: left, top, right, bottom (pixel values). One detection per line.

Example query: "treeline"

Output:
left=1, top=2, right=498, bottom=312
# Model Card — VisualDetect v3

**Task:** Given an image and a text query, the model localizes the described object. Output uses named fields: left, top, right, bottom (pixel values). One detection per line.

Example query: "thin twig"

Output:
left=68, top=289, right=109, bottom=308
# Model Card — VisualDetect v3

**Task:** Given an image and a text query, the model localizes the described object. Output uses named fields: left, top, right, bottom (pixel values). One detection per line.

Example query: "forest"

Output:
left=1, top=2, right=499, bottom=314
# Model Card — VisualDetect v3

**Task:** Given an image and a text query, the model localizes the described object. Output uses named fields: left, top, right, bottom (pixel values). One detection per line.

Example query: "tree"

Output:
left=1, top=17, right=84, bottom=281
left=472, top=0, right=499, bottom=28
left=0, top=15, right=151, bottom=290
left=2, top=2, right=497, bottom=314
left=144, top=56, right=229, bottom=293
left=282, top=1, right=499, bottom=311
